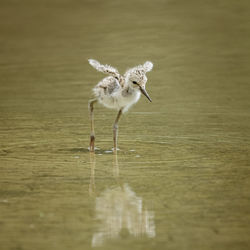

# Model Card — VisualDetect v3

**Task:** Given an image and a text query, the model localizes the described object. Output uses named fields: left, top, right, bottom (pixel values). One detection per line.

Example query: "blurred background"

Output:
left=0, top=0, right=250, bottom=250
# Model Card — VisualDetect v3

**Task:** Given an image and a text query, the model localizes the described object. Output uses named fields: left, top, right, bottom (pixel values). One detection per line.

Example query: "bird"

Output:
left=88, top=59, right=153, bottom=152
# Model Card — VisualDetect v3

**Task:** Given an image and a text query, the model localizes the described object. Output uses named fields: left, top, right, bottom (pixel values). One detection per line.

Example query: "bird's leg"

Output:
left=113, top=109, right=123, bottom=151
left=88, top=99, right=97, bottom=152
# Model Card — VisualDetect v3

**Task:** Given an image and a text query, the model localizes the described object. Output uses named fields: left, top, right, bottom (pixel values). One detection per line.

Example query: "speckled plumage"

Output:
left=88, top=59, right=153, bottom=151
left=89, top=59, right=153, bottom=112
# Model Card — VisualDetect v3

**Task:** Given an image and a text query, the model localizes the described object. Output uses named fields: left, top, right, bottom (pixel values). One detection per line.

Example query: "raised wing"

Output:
left=88, top=59, right=121, bottom=79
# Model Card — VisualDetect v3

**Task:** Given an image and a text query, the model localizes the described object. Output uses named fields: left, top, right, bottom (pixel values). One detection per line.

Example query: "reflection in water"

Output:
left=89, top=153, right=155, bottom=247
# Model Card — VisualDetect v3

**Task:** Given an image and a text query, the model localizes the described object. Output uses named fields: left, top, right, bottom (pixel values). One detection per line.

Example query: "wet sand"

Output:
left=0, top=0, right=250, bottom=250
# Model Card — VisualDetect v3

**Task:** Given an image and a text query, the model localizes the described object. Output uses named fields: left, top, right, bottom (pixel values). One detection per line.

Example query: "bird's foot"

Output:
left=88, top=146, right=100, bottom=152
left=112, top=147, right=120, bottom=152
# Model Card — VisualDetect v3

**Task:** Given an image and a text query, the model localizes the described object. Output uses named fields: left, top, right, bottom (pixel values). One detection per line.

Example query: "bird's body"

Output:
left=93, top=76, right=141, bottom=112
left=88, top=59, right=153, bottom=152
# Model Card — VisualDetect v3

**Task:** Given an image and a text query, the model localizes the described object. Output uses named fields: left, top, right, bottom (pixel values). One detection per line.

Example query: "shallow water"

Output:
left=0, top=0, right=250, bottom=249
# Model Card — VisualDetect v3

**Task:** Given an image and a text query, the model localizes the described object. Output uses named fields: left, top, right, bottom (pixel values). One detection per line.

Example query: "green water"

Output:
left=0, top=0, right=250, bottom=249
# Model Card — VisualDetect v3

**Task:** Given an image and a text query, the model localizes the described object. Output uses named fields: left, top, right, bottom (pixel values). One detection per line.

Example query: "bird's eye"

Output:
left=132, top=81, right=137, bottom=84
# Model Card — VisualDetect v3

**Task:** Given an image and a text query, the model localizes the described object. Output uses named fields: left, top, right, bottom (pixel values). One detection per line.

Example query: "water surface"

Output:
left=0, top=0, right=250, bottom=250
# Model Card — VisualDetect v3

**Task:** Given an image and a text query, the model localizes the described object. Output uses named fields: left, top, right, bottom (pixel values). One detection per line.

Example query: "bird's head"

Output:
left=125, top=61, right=153, bottom=102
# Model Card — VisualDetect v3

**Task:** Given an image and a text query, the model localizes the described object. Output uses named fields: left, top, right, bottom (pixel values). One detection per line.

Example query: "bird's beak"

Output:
left=140, top=86, right=152, bottom=102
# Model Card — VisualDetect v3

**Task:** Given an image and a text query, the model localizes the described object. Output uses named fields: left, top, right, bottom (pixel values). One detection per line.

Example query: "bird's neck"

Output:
left=125, top=84, right=137, bottom=93
left=122, top=83, right=140, bottom=97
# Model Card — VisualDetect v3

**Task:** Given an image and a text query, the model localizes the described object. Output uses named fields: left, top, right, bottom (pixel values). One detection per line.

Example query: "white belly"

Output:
left=98, top=90, right=141, bottom=112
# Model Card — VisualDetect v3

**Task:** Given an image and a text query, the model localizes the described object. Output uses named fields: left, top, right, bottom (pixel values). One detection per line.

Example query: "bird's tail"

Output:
left=88, top=59, right=120, bottom=79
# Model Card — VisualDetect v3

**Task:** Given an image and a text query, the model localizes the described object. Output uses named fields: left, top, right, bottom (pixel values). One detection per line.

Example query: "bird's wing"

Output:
left=88, top=59, right=121, bottom=79
left=97, top=77, right=121, bottom=94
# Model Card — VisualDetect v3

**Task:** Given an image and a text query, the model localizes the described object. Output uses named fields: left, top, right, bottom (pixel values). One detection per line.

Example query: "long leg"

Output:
left=113, top=109, right=123, bottom=151
left=88, top=99, right=97, bottom=152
